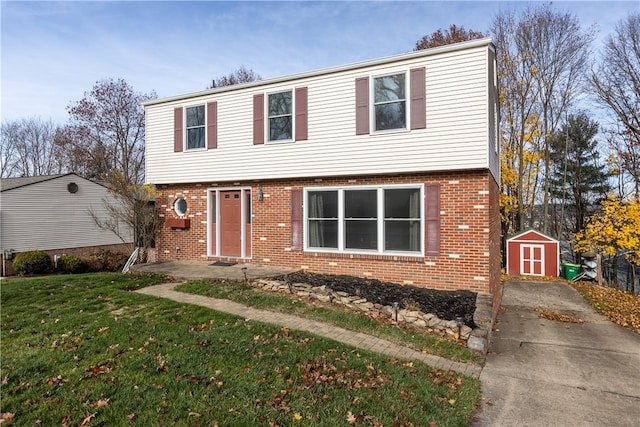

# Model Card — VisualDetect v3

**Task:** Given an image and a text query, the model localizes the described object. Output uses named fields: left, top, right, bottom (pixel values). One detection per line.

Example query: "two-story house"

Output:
left=144, top=38, right=501, bottom=314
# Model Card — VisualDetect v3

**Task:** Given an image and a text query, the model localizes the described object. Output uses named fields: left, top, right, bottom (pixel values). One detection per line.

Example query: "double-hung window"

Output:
left=373, top=73, right=406, bottom=131
left=185, top=105, right=205, bottom=149
left=306, top=185, right=422, bottom=254
left=268, top=90, right=293, bottom=141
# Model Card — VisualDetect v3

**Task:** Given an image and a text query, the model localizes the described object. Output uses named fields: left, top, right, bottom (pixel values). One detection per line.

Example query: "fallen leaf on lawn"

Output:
left=89, top=399, right=109, bottom=408
left=1, top=412, right=15, bottom=423
left=293, top=413, right=302, bottom=421
left=127, top=413, right=136, bottom=420
left=188, top=412, right=201, bottom=418
left=346, top=411, right=357, bottom=424
left=80, top=412, right=96, bottom=426
left=448, top=398, right=456, bottom=405
left=98, top=326, right=109, bottom=333
left=2, top=375, right=8, bottom=385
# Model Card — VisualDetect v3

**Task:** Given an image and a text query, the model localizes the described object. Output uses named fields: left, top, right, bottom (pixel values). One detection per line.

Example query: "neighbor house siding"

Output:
left=145, top=41, right=495, bottom=185
left=0, top=174, right=131, bottom=252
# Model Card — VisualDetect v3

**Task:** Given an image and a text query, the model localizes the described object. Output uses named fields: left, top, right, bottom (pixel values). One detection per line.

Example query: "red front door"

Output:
left=219, top=190, right=242, bottom=257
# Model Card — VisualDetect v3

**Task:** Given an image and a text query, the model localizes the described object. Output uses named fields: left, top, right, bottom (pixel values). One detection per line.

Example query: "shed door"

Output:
left=219, top=190, right=242, bottom=257
left=521, top=244, right=544, bottom=276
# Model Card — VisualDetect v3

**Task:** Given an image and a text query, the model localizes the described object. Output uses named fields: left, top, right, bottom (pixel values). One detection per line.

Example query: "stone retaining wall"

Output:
left=253, top=278, right=475, bottom=342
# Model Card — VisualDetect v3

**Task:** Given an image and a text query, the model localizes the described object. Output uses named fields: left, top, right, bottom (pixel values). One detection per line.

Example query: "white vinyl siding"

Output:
left=145, top=40, right=497, bottom=184
left=0, top=175, right=132, bottom=252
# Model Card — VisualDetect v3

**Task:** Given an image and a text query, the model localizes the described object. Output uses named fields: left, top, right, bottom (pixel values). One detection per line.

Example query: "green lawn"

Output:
left=1, top=273, right=480, bottom=426
left=175, top=279, right=483, bottom=364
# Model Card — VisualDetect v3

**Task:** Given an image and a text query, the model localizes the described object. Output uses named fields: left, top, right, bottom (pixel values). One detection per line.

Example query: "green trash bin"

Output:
left=562, top=262, right=580, bottom=280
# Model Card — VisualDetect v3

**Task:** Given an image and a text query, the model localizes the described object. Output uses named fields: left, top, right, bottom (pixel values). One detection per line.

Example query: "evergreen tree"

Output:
left=548, top=113, right=610, bottom=238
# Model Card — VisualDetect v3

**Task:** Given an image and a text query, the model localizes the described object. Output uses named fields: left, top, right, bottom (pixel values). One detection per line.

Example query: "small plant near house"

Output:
left=56, top=254, right=86, bottom=274
left=12, top=250, right=52, bottom=275
left=92, top=250, right=128, bottom=272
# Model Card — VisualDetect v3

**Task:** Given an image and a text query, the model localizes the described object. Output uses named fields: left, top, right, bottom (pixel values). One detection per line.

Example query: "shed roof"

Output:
left=506, top=228, right=559, bottom=243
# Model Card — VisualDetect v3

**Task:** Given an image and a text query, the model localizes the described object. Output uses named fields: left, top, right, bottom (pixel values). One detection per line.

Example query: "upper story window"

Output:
left=253, top=88, right=307, bottom=145
left=373, top=73, right=406, bottom=131
left=268, top=91, right=293, bottom=141
left=186, top=105, right=205, bottom=149
left=355, top=68, right=424, bottom=135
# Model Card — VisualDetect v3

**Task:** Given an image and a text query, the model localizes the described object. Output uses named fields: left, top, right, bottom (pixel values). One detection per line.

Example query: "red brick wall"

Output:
left=156, top=171, right=499, bottom=298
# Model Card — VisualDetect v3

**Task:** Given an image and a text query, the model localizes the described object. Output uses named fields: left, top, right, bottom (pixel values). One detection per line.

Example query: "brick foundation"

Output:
left=155, top=170, right=501, bottom=314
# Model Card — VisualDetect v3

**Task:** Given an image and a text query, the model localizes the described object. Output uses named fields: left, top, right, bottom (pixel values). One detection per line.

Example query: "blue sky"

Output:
left=1, top=0, right=638, bottom=123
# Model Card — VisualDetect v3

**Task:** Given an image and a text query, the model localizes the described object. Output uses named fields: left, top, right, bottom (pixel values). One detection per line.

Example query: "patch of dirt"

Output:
left=278, top=272, right=477, bottom=328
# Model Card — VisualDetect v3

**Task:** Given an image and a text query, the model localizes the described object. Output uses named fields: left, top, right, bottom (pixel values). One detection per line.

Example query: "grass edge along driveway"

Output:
left=1, top=273, right=480, bottom=426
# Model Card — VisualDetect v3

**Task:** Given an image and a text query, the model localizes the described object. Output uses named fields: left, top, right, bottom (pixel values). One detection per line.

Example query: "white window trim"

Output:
left=370, top=70, right=410, bottom=135
left=174, top=197, right=188, bottom=216
left=184, top=103, right=207, bottom=151
left=265, top=89, right=295, bottom=144
left=303, top=183, right=424, bottom=256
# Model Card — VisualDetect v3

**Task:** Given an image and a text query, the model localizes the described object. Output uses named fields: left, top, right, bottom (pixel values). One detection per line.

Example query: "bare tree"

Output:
left=1, top=118, right=64, bottom=178
left=1, top=121, right=19, bottom=178
left=89, top=170, right=164, bottom=259
left=414, top=24, right=485, bottom=50
left=57, top=78, right=156, bottom=184
left=208, top=65, right=261, bottom=89
left=591, top=13, right=640, bottom=199
left=518, top=4, right=595, bottom=234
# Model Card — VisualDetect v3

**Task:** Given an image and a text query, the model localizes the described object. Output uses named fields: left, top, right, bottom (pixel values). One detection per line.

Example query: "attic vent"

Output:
left=67, top=182, right=78, bottom=193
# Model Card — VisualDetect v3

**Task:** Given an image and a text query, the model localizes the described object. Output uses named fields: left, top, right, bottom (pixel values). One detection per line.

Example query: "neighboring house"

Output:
left=0, top=173, right=133, bottom=263
left=144, top=39, right=501, bottom=314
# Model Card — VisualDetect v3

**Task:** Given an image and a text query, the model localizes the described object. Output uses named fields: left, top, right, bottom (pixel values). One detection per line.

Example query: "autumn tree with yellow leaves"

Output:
left=575, top=196, right=640, bottom=293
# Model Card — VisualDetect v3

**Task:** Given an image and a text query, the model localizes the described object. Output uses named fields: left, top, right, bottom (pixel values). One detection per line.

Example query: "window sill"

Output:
left=370, top=127, right=410, bottom=136
left=304, top=249, right=424, bottom=262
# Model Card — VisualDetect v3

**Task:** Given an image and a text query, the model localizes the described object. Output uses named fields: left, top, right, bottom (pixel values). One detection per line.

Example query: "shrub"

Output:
left=56, top=254, right=86, bottom=274
left=12, top=250, right=53, bottom=276
left=92, top=250, right=128, bottom=272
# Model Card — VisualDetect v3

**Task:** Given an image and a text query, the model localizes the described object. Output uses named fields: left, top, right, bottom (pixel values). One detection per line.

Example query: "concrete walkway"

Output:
left=135, top=282, right=482, bottom=378
left=474, top=280, right=640, bottom=427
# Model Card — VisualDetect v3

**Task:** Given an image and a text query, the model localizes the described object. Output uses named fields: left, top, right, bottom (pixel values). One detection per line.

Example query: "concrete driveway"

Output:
left=474, top=280, right=640, bottom=427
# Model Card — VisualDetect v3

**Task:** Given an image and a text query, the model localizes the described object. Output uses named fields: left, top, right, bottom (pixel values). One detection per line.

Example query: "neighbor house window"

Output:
left=306, top=185, right=422, bottom=254
left=373, top=73, right=406, bottom=131
left=268, top=91, right=293, bottom=141
left=186, top=105, right=205, bottom=149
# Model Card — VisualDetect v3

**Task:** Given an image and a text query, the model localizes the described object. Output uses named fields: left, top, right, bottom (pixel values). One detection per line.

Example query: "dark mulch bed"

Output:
left=277, top=272, right=477, bottom=328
